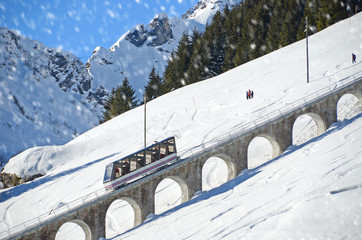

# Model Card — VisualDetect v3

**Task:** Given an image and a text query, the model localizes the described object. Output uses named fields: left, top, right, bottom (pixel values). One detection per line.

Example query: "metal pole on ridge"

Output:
left=144, top=95, right=147, bottom=148
left=306, top=16, right=310, bottom=84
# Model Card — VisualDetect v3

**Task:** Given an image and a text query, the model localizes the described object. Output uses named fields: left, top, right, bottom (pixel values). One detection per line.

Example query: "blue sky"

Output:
left=0, top=0, right=197, bottom=63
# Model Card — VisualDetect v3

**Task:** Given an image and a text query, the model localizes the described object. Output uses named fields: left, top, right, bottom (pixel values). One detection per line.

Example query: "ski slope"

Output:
left=1, top=12, right=362, bottom=240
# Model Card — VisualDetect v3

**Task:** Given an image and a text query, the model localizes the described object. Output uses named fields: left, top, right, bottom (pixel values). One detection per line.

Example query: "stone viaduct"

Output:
left=9, top=78, right=362, bottom=240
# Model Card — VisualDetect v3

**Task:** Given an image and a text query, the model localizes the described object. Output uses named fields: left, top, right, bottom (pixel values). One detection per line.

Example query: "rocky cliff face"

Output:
left=125, top=13, right=174, bottom=48
left=0, top=27, right=103, bottom=165
left=2, top=28, right=89, bottom=97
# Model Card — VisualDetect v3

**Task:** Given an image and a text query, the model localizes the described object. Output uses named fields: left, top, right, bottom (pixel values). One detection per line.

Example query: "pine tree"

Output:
left=186, top=28, right=203, bottom=84
left=145, top=66, right=163, bottom=101
left=231, top=1, right=250, bottom=67
left=162, top=32, right=193, bottom=92
left=317, top=0, right=348, bottom=31
left=120, top=77, right=137, bottom=109
left=222, top=4, right=240, bottom=71
left=205, top=10, right=227, bottom=77
left=265, top=1, right=283, bottom=53
left=100, top=77, right=137, bottom=123
left=162, top=52, right=179, bottom=93
left=187, top=32, right=210, bottom=82
left=278, top=11, right=293, bottom=47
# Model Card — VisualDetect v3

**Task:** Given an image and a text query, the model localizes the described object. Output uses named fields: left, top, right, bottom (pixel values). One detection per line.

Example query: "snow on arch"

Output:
left=292, top=112, right=326, bottom=146
left=55, top=219, right=91, bottom=240
left=247, top=134, right=280, bottom=169
left=105, top=197, right=142, bottom=239
left=154, top=177, right=186, bottom=214
left=202, top=154, right=236, bottom=191
left=337, top=92, right=362, bottom=121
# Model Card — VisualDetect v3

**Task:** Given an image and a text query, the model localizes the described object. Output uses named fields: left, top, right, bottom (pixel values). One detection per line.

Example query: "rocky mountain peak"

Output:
left=125, top=13, right=173, bottom=47
left=182, top=0, right=238, bottom=24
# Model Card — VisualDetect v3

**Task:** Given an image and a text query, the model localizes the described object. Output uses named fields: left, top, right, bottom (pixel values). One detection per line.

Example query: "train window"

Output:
left=160, top=146, right=167, bottom=158
left=120, top=160, right=130, bottom=175
left=168, top=145, right=175, bottom=153
left=115, top=167, right=121, bottom=178
left=150, top=146, right=160, bottom=162
left=130, top=159, right=138, bottom=172
left=136, top=151, right=144, bottom=157
left=145, top=151, right=152, bottom=164
left=103, top=163, right=113, bottom=182
left=121, top=165, right=129, bottom=175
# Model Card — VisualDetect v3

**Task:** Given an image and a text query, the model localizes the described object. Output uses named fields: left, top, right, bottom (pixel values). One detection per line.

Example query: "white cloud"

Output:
left=68, top=10, right=75, bottom=17
left=107, top=9, right=118, bottom=19
left=13, top=17, right=19, bottom=27
left=0, top=3, right=6, bottom=11
left=44, top=28, right=52, bottom=34
left=46, top=12, right=55, bottom=20
left=170, top=6, right=177, bottom=16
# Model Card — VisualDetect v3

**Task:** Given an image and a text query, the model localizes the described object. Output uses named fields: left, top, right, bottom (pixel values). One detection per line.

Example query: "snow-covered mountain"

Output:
left=0, top=27, right=105, bottom=166
left=86, top=0, right=239, bottom=99
left=0, top=0, right=238, bottom=167
left=0, top=10, right=361, bottom=239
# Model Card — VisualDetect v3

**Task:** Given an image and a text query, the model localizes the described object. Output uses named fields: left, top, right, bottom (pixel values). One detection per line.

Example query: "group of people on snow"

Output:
left=246, top=89, right=254, bottom=100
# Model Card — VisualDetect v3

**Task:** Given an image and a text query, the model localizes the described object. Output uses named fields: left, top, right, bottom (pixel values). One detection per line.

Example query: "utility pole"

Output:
left=306, top=16, right=310, bottom=84
left=144, top=95, right=147, bottom=148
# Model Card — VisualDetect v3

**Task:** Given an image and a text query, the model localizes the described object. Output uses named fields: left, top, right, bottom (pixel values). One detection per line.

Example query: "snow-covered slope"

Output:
left=114, top=113, right=362, bottom=240
left=86, top=0, right=238, bottom=99
left=0, top=11, right=361, bottom=240
left=0, top=27, right=101, bottom=166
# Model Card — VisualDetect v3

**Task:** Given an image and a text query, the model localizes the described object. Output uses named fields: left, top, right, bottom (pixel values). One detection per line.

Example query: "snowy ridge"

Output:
left=0, top=10, right=361, bottom=240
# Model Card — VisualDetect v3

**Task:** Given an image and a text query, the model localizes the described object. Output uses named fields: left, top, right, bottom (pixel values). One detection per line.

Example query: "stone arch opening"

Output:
left=292, top=113, right=326, bottom=146
left=202, top=154, right=236, bottom=191
left=154, top=176, right=188, bottom=214
left=105, top=197, right=142, bottom=239
left=337, top=92, right=362, bottom=121
left=55, top=220, right=91, bottom=240
left=247, top=134, right=280, bottom=169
